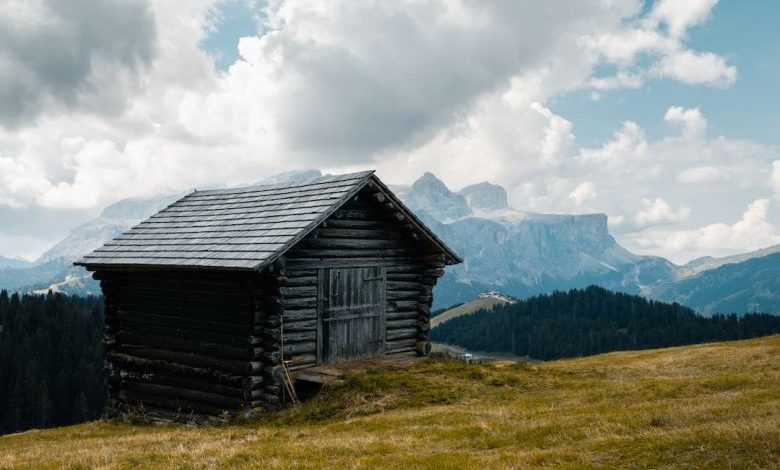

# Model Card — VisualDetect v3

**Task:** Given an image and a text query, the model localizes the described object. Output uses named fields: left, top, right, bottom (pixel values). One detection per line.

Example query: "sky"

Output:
left=1, top=0, right=779, bottom=264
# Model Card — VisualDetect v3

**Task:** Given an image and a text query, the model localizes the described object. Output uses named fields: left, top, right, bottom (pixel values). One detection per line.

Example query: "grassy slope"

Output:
left=430, top=296, right=512, bottom=328
left=2, top=336, right=779, bottom=469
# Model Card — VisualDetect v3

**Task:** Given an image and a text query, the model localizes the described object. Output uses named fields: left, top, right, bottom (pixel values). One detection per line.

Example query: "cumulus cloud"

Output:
left=654, top=50, right=737, bottom=87
left=626, top=199, right=780, bottom=263
left=650, top=0, right=719, bottom=38
left=0, top=0, right=157, bottom=128
left=677, top=166, right=729, bottom=184
left=584, top=0, right=734, bottom=89
left=569, top=181, right=597, bottom=206
left=634, top=198, right=691, bottom=228
left=664, top=106, right=708, bottom=139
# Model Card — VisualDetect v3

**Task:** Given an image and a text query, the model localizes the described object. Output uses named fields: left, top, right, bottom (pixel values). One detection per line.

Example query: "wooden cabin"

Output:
left=76, top=171, right=461, bottom=418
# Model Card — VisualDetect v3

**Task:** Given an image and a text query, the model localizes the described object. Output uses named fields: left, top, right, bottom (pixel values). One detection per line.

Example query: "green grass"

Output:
left=2, top=336, right=779, bottom=469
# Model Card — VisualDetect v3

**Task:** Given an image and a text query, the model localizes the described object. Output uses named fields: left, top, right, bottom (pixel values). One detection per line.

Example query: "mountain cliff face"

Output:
left=404, top=172, right=472, bottom=222
left=457, top=182, right=508, bottom=212
left=400, top=173, right=673, bottom=308
left=399, top=173, right=779, bottom=313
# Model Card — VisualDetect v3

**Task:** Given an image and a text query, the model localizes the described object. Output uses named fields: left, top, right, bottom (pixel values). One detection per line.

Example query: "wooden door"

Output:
left=319, top=266, right=386, bottom=363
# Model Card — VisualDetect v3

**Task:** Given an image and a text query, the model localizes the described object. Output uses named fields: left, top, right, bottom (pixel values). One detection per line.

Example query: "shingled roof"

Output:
left=76, top=171, right=460, bottom=271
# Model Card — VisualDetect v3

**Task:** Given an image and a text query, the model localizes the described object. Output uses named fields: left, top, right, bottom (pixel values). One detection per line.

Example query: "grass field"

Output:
left=2, top=335, right=779, bottom=469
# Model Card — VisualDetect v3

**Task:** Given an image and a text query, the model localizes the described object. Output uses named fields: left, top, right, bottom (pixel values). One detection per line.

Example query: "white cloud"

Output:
left=771, top=160, right=780, bottom=196
left=626, top=199, right=780, bottom=263
left=569, top=181, right=597, bottom=206
left=664, top=106, right=707, bottom=140
left=677, top=166, right=729, bottom=184
left=650, top=0, right=719, bottom=38
left=0, top=156, right=52, bottom=207
left=634, top=198, right=691, bottom=228
left=579, top=121, right=647, bottom=165
left=654, top=50, right=737, bottom=87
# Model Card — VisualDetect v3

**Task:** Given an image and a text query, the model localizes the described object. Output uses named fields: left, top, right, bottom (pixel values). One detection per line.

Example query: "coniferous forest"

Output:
left=431, top=286, right=780, bottom=360
left=0, top=291, right=104, bottom=435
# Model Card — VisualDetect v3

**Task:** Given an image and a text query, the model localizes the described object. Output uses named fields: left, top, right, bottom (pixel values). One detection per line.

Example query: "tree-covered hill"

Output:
left=0, top=291, right=105, bottom=435
left=431, top=286, right=780, bottom=360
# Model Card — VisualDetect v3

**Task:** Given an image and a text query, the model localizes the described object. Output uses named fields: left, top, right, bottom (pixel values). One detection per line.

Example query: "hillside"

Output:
left=655, top=251, right=780, bottom=315
left=2, top=336, right=779, bottom=468
left=430, top=294, right=514, bottom=328
left=0, top=256, right=31, bottom=270
left=431, top=286, right=780, bottom=360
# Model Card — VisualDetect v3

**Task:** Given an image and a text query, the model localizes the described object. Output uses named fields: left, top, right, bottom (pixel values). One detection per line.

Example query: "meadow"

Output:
left=1, top=335, right=778, bottom=469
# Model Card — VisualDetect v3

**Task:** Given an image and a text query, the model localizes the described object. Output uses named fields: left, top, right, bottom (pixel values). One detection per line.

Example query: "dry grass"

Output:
left=2, top=336, right=779, bottom=469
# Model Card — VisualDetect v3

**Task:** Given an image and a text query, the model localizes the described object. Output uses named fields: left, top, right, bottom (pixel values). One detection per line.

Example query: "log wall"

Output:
left=99, top=269, right=285, bottom=418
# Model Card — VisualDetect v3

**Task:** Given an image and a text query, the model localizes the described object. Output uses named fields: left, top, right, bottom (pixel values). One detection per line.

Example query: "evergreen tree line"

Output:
left=0, top=290, right=105, bottom=435
left=431, top=286, right=780, bottom=360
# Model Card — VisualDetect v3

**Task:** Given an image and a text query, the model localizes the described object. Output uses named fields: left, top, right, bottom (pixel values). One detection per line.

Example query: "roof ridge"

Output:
left=193, top=170, right=375, bottom=196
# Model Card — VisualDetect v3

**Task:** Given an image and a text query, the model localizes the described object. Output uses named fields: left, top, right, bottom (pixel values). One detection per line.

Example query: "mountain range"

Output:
left=1, top=170, right=778, bottom=314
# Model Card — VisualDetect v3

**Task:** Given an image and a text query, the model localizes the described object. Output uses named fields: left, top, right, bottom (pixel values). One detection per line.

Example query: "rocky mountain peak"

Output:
left=406, top=173, right=471, bottom=222
left=458, top=182, right=508, bottom=211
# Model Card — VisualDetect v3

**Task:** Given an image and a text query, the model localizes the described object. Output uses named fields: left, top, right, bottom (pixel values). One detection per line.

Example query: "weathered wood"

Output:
left=385, top=338, right=417, bottom=351
left=386, top=280, right=422, bottom=290
left=283, top=308, right=317, bottom=322
left=287, top=248, right=412, bottom=259
left=387, top=300, right=419, bottom=311
left=283, top=330, right=317, bottom=343
left=106, top=352, right=248, bottom=388
left=285, top=257, right=421, bottom=269
left=117, top=331, right=262, bottom=360
left=283, top=318, right=317, bottom=332
left=283, top=276, right=317, bottom=287
left=386, top=328, right=418, bottom=341
left=122, top=382, right=245, bottom=408
left=386, top=318, right=418, bottom=330
left=119, top=311, right=260, bottom=335
left=415, top=341, right=431, bottom=356
left=119, top=389, right=235, bottom=415
left=385, top=310, right=419, bottom=321
left=120, top=371, right=249, bottom=399
left=297, top=238, right=406, bottom=250
left=282, top=342, right=316, bottom=356
left=280, top=285, right=318, bottom=298
left=386, top=290, right=420, bottom=301
left=113, top=322, right=261, bottom=347
left=281, top=297, right=317, bottom=309
left=316, top=228, right=403, bottom=239
left=115, top=305, right=255, bottom=324
left=116, top=345, right=262, bottom=375
left=286, top=354, right=317, bottom=370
